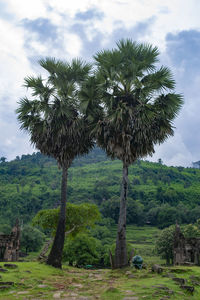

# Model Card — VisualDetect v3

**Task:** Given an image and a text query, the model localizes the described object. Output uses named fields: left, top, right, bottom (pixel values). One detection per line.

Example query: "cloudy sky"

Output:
left=0, top=0, right=200, bottom=166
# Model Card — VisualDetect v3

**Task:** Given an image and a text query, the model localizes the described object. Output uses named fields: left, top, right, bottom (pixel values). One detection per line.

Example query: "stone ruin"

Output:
left=173, top=223, right=200, bottom=265
left=0, top=220, right=20, bottom=262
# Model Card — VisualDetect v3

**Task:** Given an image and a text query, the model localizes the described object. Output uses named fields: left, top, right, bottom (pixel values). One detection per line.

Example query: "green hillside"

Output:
left=0, top=148, right=200, bottom=227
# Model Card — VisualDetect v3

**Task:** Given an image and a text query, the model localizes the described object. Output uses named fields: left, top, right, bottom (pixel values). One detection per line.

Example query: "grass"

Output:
left=110, top=225, right=164, bottom=264
left=0, top=262, right=200, bottom=299
left=0, top=225, right=199, bottom=299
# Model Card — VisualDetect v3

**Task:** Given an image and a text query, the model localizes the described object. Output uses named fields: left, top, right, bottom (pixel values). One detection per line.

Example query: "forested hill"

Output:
left=1, top=148, right=200, bottom=228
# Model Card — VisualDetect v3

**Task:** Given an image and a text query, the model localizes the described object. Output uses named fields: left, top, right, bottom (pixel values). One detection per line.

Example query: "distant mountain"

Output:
left=0, top=147, right=200, bottom=228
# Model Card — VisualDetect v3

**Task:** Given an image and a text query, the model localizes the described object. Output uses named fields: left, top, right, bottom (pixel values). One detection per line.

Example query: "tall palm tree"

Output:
left=85, top=39, right=183, bottom=268
left=16, top=58, right=93, bottom=268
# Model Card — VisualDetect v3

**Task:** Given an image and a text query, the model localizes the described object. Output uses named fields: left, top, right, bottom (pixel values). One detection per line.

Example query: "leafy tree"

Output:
left=155, top=225, right=175, bottom=264
left=21, top=225, right=45, bottom=254
left=183, top=224, right=200, bottom=238
left=32, top=203, right=101, bottom=237
left=16, top=58, right=93, bottom=268
left=62, top=233, right=101, bottom=266
left=157, top=204, right=179, bottom=229
left=83, top=39, right=183, bottom=267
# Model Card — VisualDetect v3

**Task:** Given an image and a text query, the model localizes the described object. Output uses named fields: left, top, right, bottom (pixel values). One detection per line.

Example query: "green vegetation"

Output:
left=20, top=225, right=45, bottom=254
left=0, top=148, right=200, bottom=229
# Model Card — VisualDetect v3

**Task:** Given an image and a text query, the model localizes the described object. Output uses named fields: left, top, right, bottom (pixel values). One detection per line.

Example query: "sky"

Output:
left=0, top=0, right=200, bottom=167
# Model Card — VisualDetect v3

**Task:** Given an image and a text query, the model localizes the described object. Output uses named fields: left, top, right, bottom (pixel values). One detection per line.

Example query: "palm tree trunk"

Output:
left=46, top=166, right=68, bottom=268
left=114, top=162, right=128, bottom=268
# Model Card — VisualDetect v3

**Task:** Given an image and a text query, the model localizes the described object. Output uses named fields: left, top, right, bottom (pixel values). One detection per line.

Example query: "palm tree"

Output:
left=16, top=58, right=93, bottom=268
left=87, top=39, right=183, bottom=268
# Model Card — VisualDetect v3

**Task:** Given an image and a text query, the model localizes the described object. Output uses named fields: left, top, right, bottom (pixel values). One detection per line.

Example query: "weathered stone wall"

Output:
left=0, top=220, right=20, bottom=262
left=173, top=224, right=200, bottom=265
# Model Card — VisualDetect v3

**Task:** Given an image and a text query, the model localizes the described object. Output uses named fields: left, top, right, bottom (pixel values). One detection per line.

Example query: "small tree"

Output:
left=155, top=225, right=175, bottom=265
left=32, top=203, right=101, bottom=237
left=63, top=233, right=101, bottom=267
left=21, top=225, right=45, bottom=254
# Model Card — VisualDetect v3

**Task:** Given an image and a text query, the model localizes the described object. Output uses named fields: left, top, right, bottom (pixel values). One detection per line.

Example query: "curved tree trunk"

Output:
left=114, top=162, right=129, bottom=268
left=46, top=166, right=68, bottom=268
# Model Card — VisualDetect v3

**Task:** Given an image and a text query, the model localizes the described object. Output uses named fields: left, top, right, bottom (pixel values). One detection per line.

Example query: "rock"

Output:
left=38, top=284, right=48, bottom=288
left=128, top=274, right=137, bottom=279
left=71, top=283, right=83, bottom=288
left=191, top=280, right=200, bottom=286
left=4, top=264, right=18, bottom=269
left=172, top=277, right=187, bottom=285
left=125, top=271, right=132, bottom=275
left=0, top=268, right=8, bottom=272
left=17, top=291, right=29, bottom=294
left=0, top=282, right=14, bottom=286
left=0, top=286, right=11, bottom=290
left=152, top=264, right=163, bottom=274
left=123, top=297, right=139, bottom=300
left=180, top=285, right=194, bottom=293
left=125, top=290, right=136, bottom=295
left=190, top=275, right=200, bottom=282
left=53, top=292, right=61, bottom=298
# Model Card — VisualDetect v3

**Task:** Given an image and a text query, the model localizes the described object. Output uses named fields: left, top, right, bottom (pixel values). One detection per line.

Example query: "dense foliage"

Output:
left=20, top=225, right=45, bottom=254
left=0, top=148, right=200, bottom=229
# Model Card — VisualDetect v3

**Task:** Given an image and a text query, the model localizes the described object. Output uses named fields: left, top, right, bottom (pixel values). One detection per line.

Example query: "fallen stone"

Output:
left=125, top=290, right=136, bottom=295
left=191, top=280, right=200, bottom=286
left=126, top=271, right=132, bottom=275
left=0, top=286, right=11, bottom=290
left=0, top=268, right=8, bottom=272
left=152, top=264, right=163, bottom=274
left=190, top=275, right=200, bottom=282
left=128, top=274, right=137, bottom=279
left=4, top=264, right=18, bottom=269
left=71, top=283, right=83, bottom=288
left=38, top=284, right=48, bottom=288
left=0, top=282, right=14, bottom=286
left=53, top=292, right=61, bottom=298
left=123, top=297, right=139, bottom=300
left=17, top=291, right=29, bottom=294
left=172, top=277, right=187, bottom=285
left=180, top=285, right=194, bottom=293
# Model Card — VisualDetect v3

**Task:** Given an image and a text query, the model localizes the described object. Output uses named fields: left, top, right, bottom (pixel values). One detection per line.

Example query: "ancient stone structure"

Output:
left=173, top=223, right=200, bottom=265
left=0, top=220, right=20, bottom=262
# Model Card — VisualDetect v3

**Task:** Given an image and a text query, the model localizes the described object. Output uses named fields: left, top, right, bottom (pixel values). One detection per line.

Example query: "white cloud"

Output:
left=0, top=0, right=200, bottom=165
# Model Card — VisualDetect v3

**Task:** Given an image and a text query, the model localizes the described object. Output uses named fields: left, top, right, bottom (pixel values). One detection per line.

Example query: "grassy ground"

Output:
left=0, top=262, right=200, bottom=299
left=1, top=225, right=199, bottom=299
left=110, top=225, right=164, bottom=264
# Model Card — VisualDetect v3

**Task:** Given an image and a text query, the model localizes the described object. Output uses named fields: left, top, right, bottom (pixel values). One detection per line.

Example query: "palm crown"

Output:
left=17, top=58, right=93, bottom=167
left=92, top=39, right=183, bottom=166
